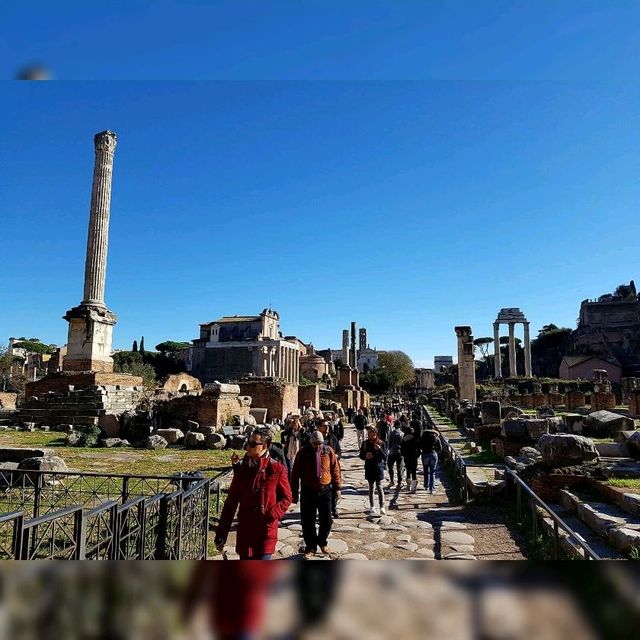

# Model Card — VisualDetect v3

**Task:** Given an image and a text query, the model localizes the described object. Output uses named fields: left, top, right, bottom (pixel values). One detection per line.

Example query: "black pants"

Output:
left=387, top=453, right=403, bottom=484
left=404, top=455, right=417, bottom=480
left=301, top=485, right=333, bottom=552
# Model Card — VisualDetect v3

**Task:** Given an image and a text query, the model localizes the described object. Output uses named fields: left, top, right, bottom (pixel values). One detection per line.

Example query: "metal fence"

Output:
left=0, top=468, right=221, bottom=560
left=504, top=468, right=601, bottom=560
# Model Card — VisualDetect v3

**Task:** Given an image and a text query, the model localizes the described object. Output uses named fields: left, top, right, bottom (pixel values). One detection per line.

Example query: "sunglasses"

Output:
left=246, top=441, right=264, bottom=448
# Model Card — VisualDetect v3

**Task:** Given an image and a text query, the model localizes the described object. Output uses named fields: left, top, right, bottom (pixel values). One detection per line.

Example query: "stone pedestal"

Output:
left=592, top=393, right=616, bottom=411
left=63, top=305, right=117, bottom=372
left=566, top=391, right=586, bottom=410
left=548, top=393, right=564, bottom=407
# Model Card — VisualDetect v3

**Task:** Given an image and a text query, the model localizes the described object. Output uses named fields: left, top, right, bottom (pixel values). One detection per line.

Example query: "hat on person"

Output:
left=310, top=431, right=324, bottom=444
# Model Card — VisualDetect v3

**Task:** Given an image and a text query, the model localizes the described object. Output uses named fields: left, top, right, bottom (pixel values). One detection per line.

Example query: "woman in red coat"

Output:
left=215, top=427, right=292, bottom=559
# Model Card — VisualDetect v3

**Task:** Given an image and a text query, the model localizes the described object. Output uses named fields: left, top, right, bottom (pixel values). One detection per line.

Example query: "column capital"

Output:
left=94, top=130, right=117, bottom=153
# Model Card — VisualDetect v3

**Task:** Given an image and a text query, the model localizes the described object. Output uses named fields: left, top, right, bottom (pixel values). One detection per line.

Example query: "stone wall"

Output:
left=26, top=371, right=143, bottom=396
left=299, top=384, right=320, bottom=410
left=19, top=386, right=143, bottom=434
left=0, top=392, right=17, bottom=411
left=237, top=378, right=298, bottom=421
left=160, top=373, right=202, bottom=394
left=156, top=383, right=250, bottom=429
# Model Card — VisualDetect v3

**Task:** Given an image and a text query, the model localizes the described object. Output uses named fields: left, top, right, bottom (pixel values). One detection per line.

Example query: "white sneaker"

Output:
left=370, top=506, right=379, bottom=516
left=380, top=507, right=386, bottom=515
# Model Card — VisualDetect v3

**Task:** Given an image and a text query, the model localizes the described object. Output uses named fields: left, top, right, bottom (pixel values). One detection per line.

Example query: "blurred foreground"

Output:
left=0, top=562, right=638, bottom=640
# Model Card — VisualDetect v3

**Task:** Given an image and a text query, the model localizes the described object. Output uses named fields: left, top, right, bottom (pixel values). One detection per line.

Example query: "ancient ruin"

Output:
left=455, top=325, right=476, bottom=403
left=493, top=308, right=532, bottom=377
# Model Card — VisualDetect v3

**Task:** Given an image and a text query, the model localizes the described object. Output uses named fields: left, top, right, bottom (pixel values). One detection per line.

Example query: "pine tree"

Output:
left=132, top=340, right=138, bottom=352
left=139, top=336, right=145, bottom=354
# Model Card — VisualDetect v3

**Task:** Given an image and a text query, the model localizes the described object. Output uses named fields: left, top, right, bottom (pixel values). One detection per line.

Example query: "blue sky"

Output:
left=1, top=3, right=639, bottom=367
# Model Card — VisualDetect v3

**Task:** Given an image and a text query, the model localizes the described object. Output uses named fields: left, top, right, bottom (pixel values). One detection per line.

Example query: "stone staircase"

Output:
left=542, top=488, right=640, bottom=558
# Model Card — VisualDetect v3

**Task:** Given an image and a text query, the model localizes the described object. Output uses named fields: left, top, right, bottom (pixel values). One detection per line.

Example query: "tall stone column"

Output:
left=83, top=131, right=117, bottom=308
left=508, top=322, right=517, bottom=377
left=523, top=322, right=532, bottom=377
left=350, top=322, right=357, bottom=369
left=342, top=330, right=349, bottom=365
left=63, top=131, right=119, bottom=373
left=455, top=326, right=476, bottom=403
left=493, top=322, right=502, bottom=378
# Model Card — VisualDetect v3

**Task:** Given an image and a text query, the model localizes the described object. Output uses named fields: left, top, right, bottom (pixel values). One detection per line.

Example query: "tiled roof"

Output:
left=562, top=354, right=621, bottom=368
left=201, top=316, right=261, bottom=326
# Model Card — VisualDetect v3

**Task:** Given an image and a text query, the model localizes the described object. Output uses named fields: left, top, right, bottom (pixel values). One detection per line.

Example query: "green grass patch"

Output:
left=0, top=430, right=233, bottom=478
left=605, top=478, right=640, bottom=490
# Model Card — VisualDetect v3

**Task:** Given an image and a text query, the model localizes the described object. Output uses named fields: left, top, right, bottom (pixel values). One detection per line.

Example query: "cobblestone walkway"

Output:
left=221, top=425, right=524, bottom=559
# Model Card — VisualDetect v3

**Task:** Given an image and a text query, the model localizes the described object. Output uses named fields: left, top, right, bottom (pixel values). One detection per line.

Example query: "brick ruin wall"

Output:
left=237, top=379, right=298, bottom=421
left=157, top=393, right=250, bottom=429
left=298, top=384, right=320, bottom=410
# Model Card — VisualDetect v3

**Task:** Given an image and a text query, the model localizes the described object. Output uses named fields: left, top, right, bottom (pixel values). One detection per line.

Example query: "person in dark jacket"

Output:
left=291, top=431, right=342, bottom=558
left=317, top=420, right=342, bottom=518
left=376, top=417, right=390, bottom=444
left=215, top=427, right=292, bottom=560
left=387, top=421, right=404, bottom=488
left=354, top=408, right=368, bottom=449
left=359, top=427, right=388, bottom=516
left=281, top=416, right=310, bottom=473
left=419, top=427, right=442, bottom=493
left=401, top=426, right=420, bottom=494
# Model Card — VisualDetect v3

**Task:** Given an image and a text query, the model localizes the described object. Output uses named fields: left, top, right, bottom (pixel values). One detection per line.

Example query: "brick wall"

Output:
left=299, top=384, right=320, bottom=410
left=237, top=379, right=298, bottom=421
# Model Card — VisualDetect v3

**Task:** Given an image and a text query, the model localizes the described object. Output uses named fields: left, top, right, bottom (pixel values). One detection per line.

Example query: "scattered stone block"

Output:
left=206, top=433, right=227, bottom=450
left=100, top=438, right=124, bottom=448
left=537, top=434, right=599, bottom=467
left=198, top=426, right=217, bottom=437
left=525, top=419, right=549, bottom=440
left=584, top=411, right=634, bottom=437
left=18, top=455, right=67, bottom=474
left=185, top=432, right=206, bottom=449
left=144, top=435, right=168, bottom=450
left=66, top=432, right=83, bottom=446
left=21, top=422, right=35, bottom=432
left=156, top=428, right=184, bottom=444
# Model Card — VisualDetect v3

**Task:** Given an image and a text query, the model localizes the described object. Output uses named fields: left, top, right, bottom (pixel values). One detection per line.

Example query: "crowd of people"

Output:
left=214, top=402, right=442, bottom=560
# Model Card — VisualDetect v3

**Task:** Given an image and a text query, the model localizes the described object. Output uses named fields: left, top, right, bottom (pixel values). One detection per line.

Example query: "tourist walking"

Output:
left=419, top=425, right=442, bottom=493
left=401, top=426, right=420, bottom=493
left=290, top=431, right=342, bottom=558
left=281, top=416, right=310, bottom=474
left=215, top=427, right=292, bottom=560
left=387, top=421, right=404, bottom=488
left=359, top=427, right=388, bottom=516
left=317, top=420, right=342, bottom=518
left=376, top=416, right=390, bottom=444
left=354, top=408, right=368, bottom=449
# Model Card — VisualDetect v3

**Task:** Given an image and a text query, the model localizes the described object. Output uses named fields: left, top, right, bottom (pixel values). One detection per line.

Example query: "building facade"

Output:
left=189, top=309, right=300, bottom=384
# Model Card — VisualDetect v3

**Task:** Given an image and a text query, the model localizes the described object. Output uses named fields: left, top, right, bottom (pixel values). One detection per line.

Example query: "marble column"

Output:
left=82, top=131, right=117, bottom=308
left=524, top=322, right=532, bottom=377
left=508, top=322, right=517, bottom=377
left=63, top=131, right=118, bottom=373
left=493, top=322, right=502, bottom=378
